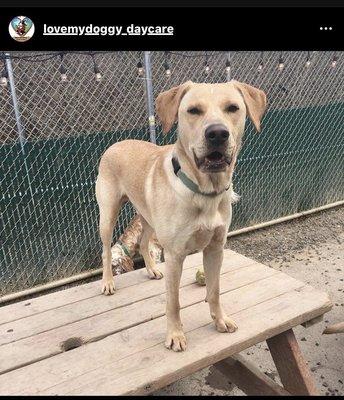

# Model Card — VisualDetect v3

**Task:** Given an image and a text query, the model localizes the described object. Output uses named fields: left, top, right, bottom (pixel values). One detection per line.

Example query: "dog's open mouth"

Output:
left=206, top=151, right=224, bottom=162
left=194, top=151, right=230, bottom=172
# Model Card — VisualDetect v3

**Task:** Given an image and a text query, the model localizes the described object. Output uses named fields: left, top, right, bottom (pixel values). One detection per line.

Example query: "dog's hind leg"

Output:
left=96, top=176, right=122, bottom=295
left=139, top=217, right=163, bottom=280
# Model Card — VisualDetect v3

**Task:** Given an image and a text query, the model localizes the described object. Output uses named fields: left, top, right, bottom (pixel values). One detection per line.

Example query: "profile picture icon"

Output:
left=9, top=16, right=35, bottom=42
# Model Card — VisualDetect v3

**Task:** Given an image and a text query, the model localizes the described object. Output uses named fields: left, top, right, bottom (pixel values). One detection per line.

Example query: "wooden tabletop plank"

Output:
left=0, top=251, right=202, bottom=323
left=0, top=250, right=252, bottom=325
left=0, top=263, right=276, bottom=374
left=0, top=271, right=302, bottom=392
left=0, top=255, right=257, bottom=347
left=82, top=288, right=330, bottom=397
left=0, top=284, right=331, bottom=395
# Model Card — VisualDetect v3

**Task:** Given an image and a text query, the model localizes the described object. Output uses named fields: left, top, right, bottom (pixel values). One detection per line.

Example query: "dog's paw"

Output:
left=101, top=278, right=115, bottom=295
left=215, top=316, right=238, bottom=333
left=165, top=330, right=187, bottom=352
left=147, top=268, right=164, bottom=280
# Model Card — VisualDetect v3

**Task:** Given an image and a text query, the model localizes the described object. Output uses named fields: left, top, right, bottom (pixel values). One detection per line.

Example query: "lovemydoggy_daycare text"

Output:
left=43, top=24, right=174, bottom=37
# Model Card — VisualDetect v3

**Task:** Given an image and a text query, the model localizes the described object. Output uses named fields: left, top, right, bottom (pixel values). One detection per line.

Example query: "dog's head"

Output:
left=156, top=81, right=267, bottom=173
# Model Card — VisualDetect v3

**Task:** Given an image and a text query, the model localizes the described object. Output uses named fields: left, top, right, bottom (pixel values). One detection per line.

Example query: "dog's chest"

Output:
left=183, top=210, right=224, bottom=253
left=184, top=225, right=214, bottom=253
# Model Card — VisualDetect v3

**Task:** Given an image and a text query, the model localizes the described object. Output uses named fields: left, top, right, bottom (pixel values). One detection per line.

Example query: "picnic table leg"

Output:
left=267, top=328, right=318, bottom=395
left=214, top=354, right=290, bottom=396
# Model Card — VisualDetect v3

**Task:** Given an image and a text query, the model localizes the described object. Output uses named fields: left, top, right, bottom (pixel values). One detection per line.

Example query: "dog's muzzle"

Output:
left=194, top=124, right=232, bottom=173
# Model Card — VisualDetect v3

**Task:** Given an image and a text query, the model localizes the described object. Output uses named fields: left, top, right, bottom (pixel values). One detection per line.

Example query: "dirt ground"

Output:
left=153, top=206, right=344, bottom=396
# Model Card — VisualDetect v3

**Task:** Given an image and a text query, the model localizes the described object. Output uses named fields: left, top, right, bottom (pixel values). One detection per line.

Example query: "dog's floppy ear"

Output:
left=232, top=81, right=267, bottom=132
left=156, top=81, right=193, bottom=134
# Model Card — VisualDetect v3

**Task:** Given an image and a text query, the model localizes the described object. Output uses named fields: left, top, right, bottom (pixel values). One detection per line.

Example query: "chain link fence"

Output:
left=1, top=51, right=344, bottom=297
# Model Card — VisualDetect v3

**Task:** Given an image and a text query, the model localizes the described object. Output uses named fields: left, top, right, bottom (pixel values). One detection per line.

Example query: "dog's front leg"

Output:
left=203, top=241, right=238, bottom=333
left=164, top=250, right=187, bottom=352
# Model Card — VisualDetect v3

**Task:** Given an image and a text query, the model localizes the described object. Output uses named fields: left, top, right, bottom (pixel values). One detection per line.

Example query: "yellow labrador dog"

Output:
left=96, top=80, right=267, bottom=352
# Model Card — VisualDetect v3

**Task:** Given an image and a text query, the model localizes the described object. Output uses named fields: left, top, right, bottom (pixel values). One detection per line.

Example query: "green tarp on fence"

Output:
left=1, top=103, right=344, bottom=295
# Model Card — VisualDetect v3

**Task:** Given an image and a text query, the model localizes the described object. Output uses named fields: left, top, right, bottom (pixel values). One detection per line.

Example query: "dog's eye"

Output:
left=225, top=104, right=239, bottom=113
left=187, top=107, right=202, bottom=115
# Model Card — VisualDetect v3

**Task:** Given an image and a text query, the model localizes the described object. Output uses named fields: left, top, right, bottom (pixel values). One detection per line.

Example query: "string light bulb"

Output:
left=163, top=51, right=171, bottom=77
left=164, top=62, right=171, bottom=77
left=278, top=52, right=284, bottom=71
left=204, top=52, right=210, bottom=75
left=258, top=51, right=264, bottom=72
left=91, top=53, right=102, bottom=82
left=225, top=52, right=231, bottom=81
left=204, top=60, right=210, bottom=75
left=331, top=54, right=338, bottom=68
left=225, top=59, right=231, bottom=74
left=59, top=53, right=68, bottom=82
left=305, top=51, right=311, bottom=68
left=137, top=61, right=144, bottom=77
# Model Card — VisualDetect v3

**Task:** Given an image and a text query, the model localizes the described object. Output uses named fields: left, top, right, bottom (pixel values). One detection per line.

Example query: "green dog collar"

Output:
left=172, top=157, right=229, bottom=197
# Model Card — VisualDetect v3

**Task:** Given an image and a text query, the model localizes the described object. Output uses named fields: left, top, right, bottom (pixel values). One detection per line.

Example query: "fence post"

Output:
left=143, top=51, right=157, bottom=144
left=5, top=53, right=35, bottom=200
left=5, top=53, right=27, bottom=154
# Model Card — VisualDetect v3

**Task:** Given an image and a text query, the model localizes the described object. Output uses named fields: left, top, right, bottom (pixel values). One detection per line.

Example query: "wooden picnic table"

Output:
left=0, top=249, right=332, bottom=395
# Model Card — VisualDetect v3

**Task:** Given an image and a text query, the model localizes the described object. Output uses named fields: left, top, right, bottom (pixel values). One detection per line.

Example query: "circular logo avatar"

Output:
left=9, top=16, right=35, bottom=42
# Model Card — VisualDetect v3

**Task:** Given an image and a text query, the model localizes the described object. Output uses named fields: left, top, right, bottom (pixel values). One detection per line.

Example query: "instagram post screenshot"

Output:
left=0, top=2, right=343, bottom=396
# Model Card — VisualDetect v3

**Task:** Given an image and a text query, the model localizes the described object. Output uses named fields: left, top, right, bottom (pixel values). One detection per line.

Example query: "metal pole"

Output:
left=5, top=53, right=27, bottom=154
left=5, top=53, right=35, bottom=200
left=143, top=51, right=156, bottom=144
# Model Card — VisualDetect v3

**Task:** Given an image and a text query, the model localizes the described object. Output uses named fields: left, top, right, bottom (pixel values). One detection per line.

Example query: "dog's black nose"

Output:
left=205, top=124, right=229, bottom=146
